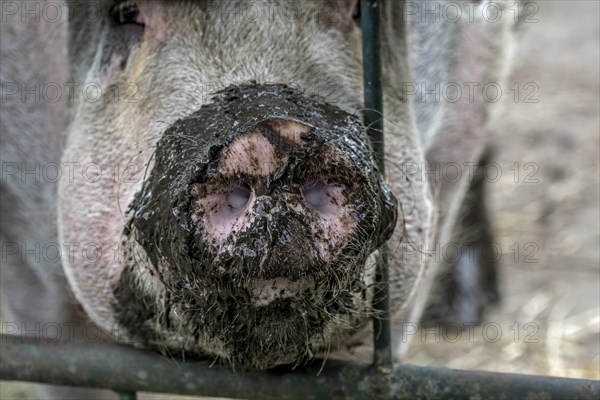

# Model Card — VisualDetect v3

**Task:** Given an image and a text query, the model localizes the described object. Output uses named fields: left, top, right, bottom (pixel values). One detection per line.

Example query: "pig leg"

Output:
left=405, top=0, right=517, bottom=328
left=423, top=149, right=500, bottom=325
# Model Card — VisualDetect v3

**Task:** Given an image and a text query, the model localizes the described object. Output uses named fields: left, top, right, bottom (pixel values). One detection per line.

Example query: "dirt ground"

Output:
left=1, top=1, right=598, bottom=399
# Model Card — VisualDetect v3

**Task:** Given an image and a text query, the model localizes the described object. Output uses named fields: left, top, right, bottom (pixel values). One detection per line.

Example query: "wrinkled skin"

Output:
left=1, top=0, right=519, bottom=389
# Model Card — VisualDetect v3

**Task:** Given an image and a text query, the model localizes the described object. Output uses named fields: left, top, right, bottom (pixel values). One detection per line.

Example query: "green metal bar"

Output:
left=361, top=0, right=392, bottom=368
left=361, top=0, right=384, bottom=171
left=2, top=335, right=598, bottom=400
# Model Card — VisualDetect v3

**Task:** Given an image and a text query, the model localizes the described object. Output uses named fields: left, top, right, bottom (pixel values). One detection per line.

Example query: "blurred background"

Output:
left=406, top=0, right=600, bottom=380
left=1, top=0, right=598, bottom=398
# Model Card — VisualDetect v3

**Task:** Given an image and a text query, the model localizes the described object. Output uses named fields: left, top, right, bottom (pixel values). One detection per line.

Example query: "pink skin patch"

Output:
left=191, top=182, right=255, bottom=244
left=192, top=131, right=285, bottom=243
left=219, top=132, right=287, bottom=176
left=297, top=179, right=352, bottom=253
left=191, top=121, right=357, bottom=263
left=264, top=119, right=313, bottom=144
left=301, top=178, right=342, bottom=215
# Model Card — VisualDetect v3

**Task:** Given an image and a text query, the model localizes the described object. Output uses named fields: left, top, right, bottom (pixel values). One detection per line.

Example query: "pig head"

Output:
left=54, top=0, right=434, bottom=369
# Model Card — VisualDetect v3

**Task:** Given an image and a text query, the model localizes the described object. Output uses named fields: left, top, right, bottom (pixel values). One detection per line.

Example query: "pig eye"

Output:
left=227, top=183, right=252, bottom=214
left=111, top=1, right=144, bottom=26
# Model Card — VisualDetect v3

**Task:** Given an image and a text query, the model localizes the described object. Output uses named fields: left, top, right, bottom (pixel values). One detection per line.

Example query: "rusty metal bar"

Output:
left=361, top=0, right=393, bottom=368
left=2, top=334, right=598, bottom=399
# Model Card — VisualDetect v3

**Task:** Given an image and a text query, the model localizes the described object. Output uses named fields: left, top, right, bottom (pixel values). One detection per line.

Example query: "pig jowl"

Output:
left=114, top=84, right=398, bottom=369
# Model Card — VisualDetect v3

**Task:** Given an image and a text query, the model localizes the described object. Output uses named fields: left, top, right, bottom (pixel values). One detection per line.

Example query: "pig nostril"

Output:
left=227, top=182, right=252, bottom=214
left=301, top=178, right=328, bottom=210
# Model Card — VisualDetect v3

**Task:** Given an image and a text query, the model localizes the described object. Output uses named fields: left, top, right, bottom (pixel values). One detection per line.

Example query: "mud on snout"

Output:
left=114, top=84, right=397, bottom=369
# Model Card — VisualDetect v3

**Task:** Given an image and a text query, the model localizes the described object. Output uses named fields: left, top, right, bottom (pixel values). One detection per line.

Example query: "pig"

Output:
left=1, top=0, right=520, bottom=396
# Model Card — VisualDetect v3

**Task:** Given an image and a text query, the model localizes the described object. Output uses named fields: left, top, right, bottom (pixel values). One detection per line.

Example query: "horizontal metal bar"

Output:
left=1, top=335, right=598, bottom=399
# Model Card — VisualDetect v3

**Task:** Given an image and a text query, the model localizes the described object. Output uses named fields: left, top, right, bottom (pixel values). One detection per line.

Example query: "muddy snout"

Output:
left=132, top=83, right=396, bottom=276
left=126, top=84, right=397, bottom=366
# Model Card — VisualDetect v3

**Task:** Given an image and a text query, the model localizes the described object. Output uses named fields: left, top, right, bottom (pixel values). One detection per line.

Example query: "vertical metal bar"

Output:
left=361, top=0, right=392, bottom=368
left=361, top=0, right=385, bottom=171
